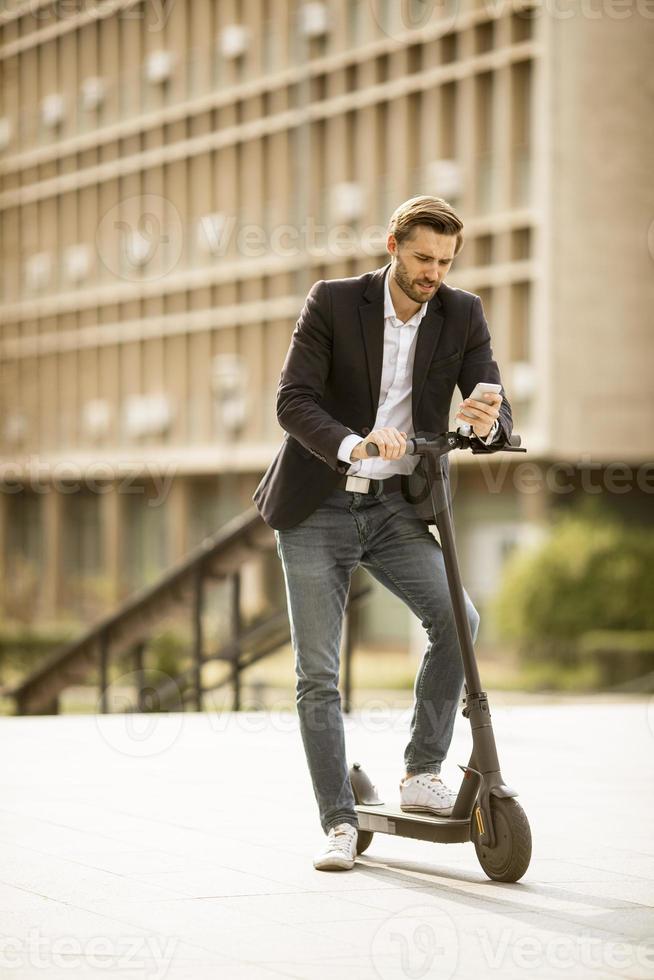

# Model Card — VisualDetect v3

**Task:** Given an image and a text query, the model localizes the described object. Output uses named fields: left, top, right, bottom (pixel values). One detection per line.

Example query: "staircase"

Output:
left=5, top=508, right=369, bottom=716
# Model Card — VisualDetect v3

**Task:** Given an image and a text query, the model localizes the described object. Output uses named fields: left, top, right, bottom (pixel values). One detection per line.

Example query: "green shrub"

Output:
left=577, top=630, right=654, bottom=687
left=492, top=505, right=654, bottom=669
left=0, top=622, right=79, bottom=677
left=146, top=628, right=189, bottom=682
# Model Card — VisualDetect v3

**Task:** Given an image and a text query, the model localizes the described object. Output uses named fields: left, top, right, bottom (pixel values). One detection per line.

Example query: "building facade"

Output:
left=0, top=0, right=652, bottom=641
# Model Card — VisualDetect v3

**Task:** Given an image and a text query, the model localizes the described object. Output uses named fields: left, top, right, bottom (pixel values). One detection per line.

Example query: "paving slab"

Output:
left=1, top=697, right=653, bottom=979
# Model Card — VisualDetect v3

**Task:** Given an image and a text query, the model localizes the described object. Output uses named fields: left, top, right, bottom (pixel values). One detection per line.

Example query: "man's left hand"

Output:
left=455, top=392, right=502, bottom=439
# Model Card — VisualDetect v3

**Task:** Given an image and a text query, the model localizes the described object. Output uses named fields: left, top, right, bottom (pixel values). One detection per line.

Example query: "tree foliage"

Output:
left=493, top=504, right=654, bottom=663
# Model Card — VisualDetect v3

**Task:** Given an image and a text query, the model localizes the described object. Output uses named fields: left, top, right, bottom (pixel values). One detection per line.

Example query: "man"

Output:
left=253, top=196, right=512, bottom=871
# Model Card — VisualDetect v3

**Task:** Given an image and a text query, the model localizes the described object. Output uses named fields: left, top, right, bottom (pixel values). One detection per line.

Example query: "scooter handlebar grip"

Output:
left=365, top=438, right=418, bottom=457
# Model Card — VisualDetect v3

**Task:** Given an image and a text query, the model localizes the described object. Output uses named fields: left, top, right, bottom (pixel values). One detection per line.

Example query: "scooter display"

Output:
left=349, top=429, right=532, bottom=883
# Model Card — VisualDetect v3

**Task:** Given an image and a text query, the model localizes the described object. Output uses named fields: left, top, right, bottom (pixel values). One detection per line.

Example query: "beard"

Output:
left=393, top=257, right=439, bottom=304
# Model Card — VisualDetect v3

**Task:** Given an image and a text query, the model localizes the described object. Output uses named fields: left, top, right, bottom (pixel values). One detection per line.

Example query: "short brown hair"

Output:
left=387, top=196, right=464, bottom=255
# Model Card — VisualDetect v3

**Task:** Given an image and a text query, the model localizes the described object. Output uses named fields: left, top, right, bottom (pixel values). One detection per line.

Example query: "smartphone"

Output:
left=468, top=381, right=502, bottom=403
left=457, top=382, right=502, bottom=431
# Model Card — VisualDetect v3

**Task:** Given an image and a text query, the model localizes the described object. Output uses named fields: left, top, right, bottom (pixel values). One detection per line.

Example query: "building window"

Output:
left=474, top=21, right=494, bottom=54
left=477, top=288, right=493, bottom=327
left=510, top=10, right=535, bottom=44
left=509, top=281, right=531, bottom=362
left=123, top=482, right=169, bottom=590
left=62, top=491, right=103, bottom=617
left=375, top=54, right=390, bottom=84
left=511, top=228, right=531, bottom=261
left=475, top=234, right=494, bottom=267
left=440, top=33, right=458, bottom=65
left=407, top=44, right=423, bottom=74
left=475, top=72, right=495, bottom=213
left=511, top=61, right=532, bottom=207
left=5, top=492, right=43, bottom=620
left=188, top=475, right=243, bottom=547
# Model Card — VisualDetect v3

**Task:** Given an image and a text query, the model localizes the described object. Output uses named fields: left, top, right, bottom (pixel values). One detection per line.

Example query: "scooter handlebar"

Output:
left=363, top=432, right=525, bottom=457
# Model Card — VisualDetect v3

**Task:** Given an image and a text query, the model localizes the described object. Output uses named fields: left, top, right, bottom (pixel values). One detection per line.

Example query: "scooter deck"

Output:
left=355, top=802, right=471, bottom=844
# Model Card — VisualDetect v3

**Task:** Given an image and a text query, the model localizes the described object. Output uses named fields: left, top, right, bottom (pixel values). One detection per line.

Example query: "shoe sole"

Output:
left=313, top=857, right=355, bottom=871
left=400, top=803, right=453, bottom=818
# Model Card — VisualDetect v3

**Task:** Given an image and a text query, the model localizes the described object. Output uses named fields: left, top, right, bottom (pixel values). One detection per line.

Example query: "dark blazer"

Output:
left=253, top=261, right=512, bottom=529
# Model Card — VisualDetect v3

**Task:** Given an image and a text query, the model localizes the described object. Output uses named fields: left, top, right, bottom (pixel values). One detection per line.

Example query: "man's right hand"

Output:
left=350, top=427, right=408, bottom=461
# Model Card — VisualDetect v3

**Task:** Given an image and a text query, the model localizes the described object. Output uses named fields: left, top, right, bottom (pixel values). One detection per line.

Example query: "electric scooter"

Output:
left=349, top=427, right=532, bottom=883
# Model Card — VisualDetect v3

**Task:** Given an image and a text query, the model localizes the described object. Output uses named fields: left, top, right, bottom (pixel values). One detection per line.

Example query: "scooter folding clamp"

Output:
left=461, top=691, right=490, bottom=719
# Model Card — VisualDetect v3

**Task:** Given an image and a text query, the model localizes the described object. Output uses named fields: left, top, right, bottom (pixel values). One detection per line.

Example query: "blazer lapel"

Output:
left=358, top=263, right=445, bottom=421
left=411, top=300, right=445, bottom=420
left=358, top=264, right=389, bottom=416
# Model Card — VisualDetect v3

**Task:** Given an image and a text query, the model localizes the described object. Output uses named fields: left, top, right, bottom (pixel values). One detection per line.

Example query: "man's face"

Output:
left=387, top=226, right=457, bottom=304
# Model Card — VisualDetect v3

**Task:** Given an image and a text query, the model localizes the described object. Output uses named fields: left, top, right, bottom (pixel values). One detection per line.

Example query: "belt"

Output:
left=335, top=473, right=405, bottom=495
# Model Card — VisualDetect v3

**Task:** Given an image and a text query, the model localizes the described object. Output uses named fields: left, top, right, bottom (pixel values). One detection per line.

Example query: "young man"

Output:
left=253, top=196, right=512, bottom=871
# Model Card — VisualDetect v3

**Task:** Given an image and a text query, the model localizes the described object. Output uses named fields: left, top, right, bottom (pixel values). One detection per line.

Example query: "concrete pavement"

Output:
left=1, top=695, right=653, bottom=979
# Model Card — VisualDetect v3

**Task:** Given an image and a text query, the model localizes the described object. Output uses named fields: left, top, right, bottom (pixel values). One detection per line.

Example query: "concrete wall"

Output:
left=548, top=10, right=654, bottom=461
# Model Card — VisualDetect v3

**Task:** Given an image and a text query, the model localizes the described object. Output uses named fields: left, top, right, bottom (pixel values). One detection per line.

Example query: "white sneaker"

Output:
left=400, top=773, right=458, bottom=817
left=313, top=823, right=358, bottom=871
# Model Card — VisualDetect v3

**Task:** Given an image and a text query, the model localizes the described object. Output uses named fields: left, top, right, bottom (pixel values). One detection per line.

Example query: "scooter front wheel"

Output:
left=471, top=796, right=532, bottom=882
left=356, top=830, right=374, bottom=855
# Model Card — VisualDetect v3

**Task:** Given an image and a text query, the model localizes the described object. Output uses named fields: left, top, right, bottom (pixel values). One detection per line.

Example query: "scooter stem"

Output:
left=421, top=451, right=518, bottom=842
left=423, top=451, right=482, bottom=696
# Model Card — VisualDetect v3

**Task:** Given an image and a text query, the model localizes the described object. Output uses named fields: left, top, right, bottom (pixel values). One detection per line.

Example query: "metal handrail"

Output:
left=140, top=584, right=371, bottom=714
left=6, top=507, right=269, bottom=715
left=5, top=506, right=371, bottom=716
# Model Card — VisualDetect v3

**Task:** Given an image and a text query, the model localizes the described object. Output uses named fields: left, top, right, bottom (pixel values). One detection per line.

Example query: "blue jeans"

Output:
left=274, top=485, right=480, bottom=835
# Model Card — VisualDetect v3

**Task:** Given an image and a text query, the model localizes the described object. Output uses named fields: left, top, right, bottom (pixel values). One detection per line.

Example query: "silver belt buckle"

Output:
left=345, top=475, right=371, bottom=493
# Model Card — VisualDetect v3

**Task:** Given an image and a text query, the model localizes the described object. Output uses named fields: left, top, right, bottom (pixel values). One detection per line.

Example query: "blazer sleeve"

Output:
left=276, top=279, right=359, bottom=470
left=457, top=295, right=513, bottom=445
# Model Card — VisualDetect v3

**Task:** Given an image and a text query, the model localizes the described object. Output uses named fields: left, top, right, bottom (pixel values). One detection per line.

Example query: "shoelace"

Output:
left=326, top=826, right=356, bottom=852
left=425, top=776, right=452, bottom=791
left=426, top=779, right=456, bottom=801
left=403, top=774, right=453, bottom=797
left=402, top=774, right=444, bottom=786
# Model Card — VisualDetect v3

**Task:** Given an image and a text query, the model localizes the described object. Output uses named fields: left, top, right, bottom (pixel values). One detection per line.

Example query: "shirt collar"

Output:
left=383, top=266, right=429, bottom=326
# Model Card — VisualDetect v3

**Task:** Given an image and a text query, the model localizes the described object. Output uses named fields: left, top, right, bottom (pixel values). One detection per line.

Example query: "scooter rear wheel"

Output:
left=356, top=830, right=374, bottom=855
left=471, top=796, right=531, bottom=882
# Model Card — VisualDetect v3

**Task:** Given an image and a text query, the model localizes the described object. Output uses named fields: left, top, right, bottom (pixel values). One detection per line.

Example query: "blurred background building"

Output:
left=0, top=0, right=652, bottom=651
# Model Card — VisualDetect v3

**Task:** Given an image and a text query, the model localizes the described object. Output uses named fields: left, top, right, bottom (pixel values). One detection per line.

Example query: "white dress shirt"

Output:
left=337, top=268, right=499, bottom=477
